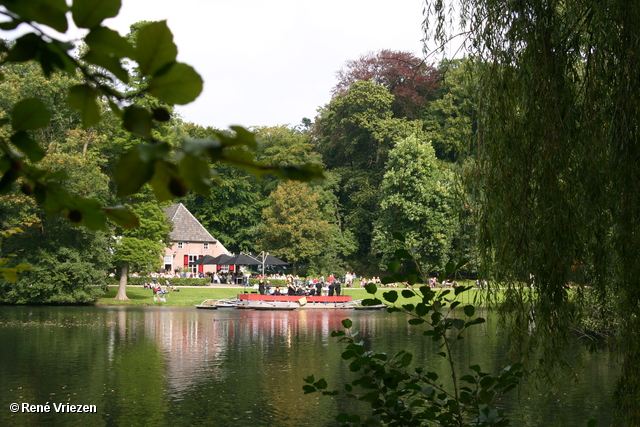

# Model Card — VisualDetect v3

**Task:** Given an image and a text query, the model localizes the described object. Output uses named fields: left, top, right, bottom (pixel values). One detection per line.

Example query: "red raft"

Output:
left=236, top=293, right=357, bottom=310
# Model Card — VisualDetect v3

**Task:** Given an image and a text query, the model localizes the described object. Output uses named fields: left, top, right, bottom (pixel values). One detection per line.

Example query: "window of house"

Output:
left=178, top=242, right=184, bottom=249
left=188, top=254, right=199, bottom=274
left=204, top=243, right=209, bottom=250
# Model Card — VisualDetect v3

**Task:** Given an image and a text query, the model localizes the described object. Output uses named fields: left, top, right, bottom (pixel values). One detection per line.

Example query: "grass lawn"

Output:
left=95, top=282, right=502, bottom=307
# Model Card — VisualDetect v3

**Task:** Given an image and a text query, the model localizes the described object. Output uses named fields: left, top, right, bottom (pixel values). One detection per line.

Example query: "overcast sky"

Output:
left=100, top=0, right=428, bottom=129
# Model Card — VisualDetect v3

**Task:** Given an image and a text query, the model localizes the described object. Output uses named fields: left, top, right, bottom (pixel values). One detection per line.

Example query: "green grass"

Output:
left=96, top=286, right=246, bottom=306
left=95, top=283, right=504, bottom=307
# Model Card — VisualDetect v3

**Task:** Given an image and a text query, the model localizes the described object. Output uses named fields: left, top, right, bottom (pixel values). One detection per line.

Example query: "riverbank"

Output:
left=96, top=282, right=490, bottom=306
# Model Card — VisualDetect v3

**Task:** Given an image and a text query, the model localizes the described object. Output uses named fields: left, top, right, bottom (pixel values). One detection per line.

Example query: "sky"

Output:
left=99, top=0, right=429, bottom=130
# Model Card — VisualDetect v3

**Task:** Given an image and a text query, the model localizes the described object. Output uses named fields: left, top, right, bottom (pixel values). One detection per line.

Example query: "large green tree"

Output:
left=257, top=181, right=335, bottom=275
left=314, top=81, right=423, bottom=271
left=372, top=135, right=457, bottom=271
left=112, top=200, right=172, bottom=300
left=426, top=0, right=640, bottom=422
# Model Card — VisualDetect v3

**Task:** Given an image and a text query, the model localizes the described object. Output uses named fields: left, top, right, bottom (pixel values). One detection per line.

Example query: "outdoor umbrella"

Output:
left=209, top=253, right=235, bottom=265
left=257, top=254, right=288, bottom=266
left=225, top=253, right=261, bottom=266
left=193, top=255, right=218, bottom=265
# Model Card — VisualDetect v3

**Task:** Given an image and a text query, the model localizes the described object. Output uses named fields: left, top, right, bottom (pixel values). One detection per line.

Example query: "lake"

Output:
left=0, top=305, right=618, bottom=426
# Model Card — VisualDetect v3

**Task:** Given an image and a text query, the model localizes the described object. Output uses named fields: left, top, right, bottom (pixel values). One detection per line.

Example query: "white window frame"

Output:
left=204, top=243, right=209, bottom=250
left=219, top=265, right=230, bottom=273
left=178, top=242, right=184, bottom=249
left=188, top=254, right=199, bottom=274
left=163, top=255, right=173, bottom=272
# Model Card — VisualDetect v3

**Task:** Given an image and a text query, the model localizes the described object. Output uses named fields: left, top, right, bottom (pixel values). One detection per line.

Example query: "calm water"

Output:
left=0, top=306, right=618, bottom=426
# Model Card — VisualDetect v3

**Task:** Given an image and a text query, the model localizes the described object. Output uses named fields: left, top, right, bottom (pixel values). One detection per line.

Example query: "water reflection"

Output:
left=0, top=306, right=618, bottom=426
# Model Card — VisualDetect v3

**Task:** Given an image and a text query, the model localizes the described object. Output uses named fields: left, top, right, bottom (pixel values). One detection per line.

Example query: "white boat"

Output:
left=195, top=299, right=218, bottom=309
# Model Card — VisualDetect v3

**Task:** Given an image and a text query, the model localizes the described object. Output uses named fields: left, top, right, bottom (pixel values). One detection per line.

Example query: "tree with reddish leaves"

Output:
left=333, top=50, right=441, bottom=120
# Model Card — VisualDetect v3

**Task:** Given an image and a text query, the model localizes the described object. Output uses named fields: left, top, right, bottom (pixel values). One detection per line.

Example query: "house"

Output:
left=162, top=203, right=230, bottom=275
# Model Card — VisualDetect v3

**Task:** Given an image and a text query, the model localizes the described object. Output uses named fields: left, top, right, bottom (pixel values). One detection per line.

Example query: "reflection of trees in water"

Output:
left=0, top=306, right=618, bottom=426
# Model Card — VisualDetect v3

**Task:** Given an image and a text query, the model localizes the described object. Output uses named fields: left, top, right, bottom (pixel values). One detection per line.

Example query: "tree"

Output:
left=314, top=81, right=423, bottom=270
left=0, top=1, right=322, bottom=233
left=257, top=181, right=335, bottom=275
left=372, top=136, right=457, bottom=271
left=112, top=201, right=172, bottom=300
left=333, top=50, right=441, bottom=120
left=423, top=58, right=478, bottom=162
left=426, top=0, right=640, bottom=422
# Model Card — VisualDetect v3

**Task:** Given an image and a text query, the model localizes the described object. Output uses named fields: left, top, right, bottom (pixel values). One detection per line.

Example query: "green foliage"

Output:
left=258, top=181, right=336, bottom=274
left=313, top=81, right=424, bottom=267
left=372, top=135, right=458, bottom=271
left=425, top=0, right=640, bottom=423
left=0, top=0, right=323, bottom=235
left=304, top=235, right=523, bottom=426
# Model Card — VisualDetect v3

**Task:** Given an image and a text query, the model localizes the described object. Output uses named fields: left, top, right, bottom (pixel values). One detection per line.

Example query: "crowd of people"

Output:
left=255, top=274, right=346, bottom=297
left=143, top=279, right=180, bottom=296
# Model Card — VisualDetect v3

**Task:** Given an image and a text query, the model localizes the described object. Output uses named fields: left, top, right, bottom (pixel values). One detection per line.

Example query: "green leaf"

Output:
left=150, top=160, right=184, bottom=201
left=114, top=147, right=155, bottom=197
left=454, top=285, right=469, bottom=296
left=278, top=164, right=325, bottom=182
left=5, top=33, right=41, bottom=62
left=7, top=0, right=69, bottom=33
left=408, top=318, right=425, bottom=325
left=67, top=85, right=101, bottom=128
left=302, top=385, right=316, bottom=394
left=84, top=26, right=134, bottom=82
left=361, top=298, right=383, bottom=306
left=387, top=260, right=401, bottom=274
left=364, top=282, right=377, bottom=294
left=147, top=62, right=203, bottom=105
left=10, top=131, right=45, bottom=162
left=64, top=197, right=106, bottom=230
left=178, top=154, right=211, bottom=196
left=12, top=98, right=51, bottom=131
left=391, top=231, right=405, bottom=242
left=465, top=317, right=486, bottom=327
left=0, top=169, right=18, bottom=195
left=394, top=248, right=413, bottom=260
left=464, top=305, right=475, bottom=317
left=460, top=375, right=476, bottom=384
left=104, top=205, right=140, bottom=229
left=415, top=303, right=429, bottom=317
left=451, top=318, right=465, bottom=330
left=71, top=0, right=121, bottom=29
left=480, top=376, right=496, bottom=389
left=479, top=389, right=495, bottom=404
left=341, top=319, right=352, bottom=328
left=135, top=21, right=177, bottom=76
left=587, top=419, right=598, bottom=427
left=401, top=289, right=415, bottom=299
left=383, top=291, right=398, bottom=303
left=400, top=352, right=413, bottom=367
left=314, top=378, right=328, bottom=390
left=123, top=105, right=153, bottom=139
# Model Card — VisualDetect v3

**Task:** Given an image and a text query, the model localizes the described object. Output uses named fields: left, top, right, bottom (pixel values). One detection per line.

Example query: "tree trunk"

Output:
left=114, top=263, right=130, bottom=301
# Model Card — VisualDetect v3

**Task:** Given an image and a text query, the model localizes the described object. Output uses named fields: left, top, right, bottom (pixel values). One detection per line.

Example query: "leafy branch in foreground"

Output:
left=0, top=0, right=324, bottom=233
left=304, top=236, right=524, bottom=426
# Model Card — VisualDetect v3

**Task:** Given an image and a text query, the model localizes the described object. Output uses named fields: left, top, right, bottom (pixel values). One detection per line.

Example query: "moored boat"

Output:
left=195, top=299, right=219, bottom=309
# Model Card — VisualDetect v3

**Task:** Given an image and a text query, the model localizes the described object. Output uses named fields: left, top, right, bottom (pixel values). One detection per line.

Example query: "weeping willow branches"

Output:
left=424, top=0, right=640, bottom=422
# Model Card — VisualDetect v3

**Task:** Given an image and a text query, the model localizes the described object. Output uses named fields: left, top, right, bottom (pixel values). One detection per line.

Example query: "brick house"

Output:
left=162, top=203, right=229, bottom=275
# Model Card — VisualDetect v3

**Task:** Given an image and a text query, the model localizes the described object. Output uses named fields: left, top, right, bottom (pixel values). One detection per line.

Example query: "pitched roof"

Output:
left=162, top=203, right=217, bottom=243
